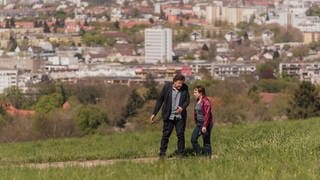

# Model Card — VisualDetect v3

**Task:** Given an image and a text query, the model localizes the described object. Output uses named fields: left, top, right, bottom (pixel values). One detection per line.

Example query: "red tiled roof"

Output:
left=3, top=104, right=35, bottom=117
left=113, top=44, right=135, bottom=56
left=119, top=20, right=150, bottom=28
left=62, top=101, right=71, bottom=110
left=259, top=92, right=279, bottom=104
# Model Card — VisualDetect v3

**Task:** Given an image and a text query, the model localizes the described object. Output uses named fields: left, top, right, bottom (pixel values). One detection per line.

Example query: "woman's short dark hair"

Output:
left=195, top=85, right=206, bottom=96
left=173, top=74, right=185, bottom=82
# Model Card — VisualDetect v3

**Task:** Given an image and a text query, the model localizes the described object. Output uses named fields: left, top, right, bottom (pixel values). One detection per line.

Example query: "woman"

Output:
left=191, top=85, right=213, bottom=157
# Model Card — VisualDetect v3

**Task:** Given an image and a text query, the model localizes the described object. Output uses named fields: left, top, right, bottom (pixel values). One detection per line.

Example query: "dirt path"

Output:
left=20, top=157, right=162, bottom=169
left=3, top=156, right=216, bottom=169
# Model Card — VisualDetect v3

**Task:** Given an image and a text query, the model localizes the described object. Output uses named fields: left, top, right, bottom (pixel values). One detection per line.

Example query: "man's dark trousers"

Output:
left=160, top=118, right=186, bottom=156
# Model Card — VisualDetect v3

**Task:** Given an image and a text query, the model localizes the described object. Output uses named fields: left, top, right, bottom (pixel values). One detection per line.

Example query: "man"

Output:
left=150, top=74, right=190, bottom=157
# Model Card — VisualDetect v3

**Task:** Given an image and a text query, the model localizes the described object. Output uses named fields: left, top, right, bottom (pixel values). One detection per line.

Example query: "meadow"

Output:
left=0, top=118, right=319, bottom=179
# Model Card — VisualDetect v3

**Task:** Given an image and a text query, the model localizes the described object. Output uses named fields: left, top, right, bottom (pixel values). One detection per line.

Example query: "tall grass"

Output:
left=0, top=119, right=319, bottom=179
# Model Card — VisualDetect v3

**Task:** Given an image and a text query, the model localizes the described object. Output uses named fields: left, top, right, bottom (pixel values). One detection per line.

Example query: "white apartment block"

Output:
left=0, top=0, right=7, bottom=6
left=190, top=62, right=256, bottom=80
left=145, top=28, right=173, bottom=64
left=46, top=56, right=79, bottom=71
left=279, top=62, right=320, bottom=84
left=206, top=5, right=263, bottom=26
left=0, top=68, right=17, bottom=93
left=266, top=5, right=320, bottom=44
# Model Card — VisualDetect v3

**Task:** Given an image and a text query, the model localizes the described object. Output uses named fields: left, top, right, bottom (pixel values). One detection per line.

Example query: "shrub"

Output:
left=117, top=89, right=145, bottom=128
left=0, top=116, right=36, bottom=143
left=33, top=111, right=79, bottom=138
left=35, top=93, right=64, bottom=113
left=76, top=105, right=109, bottom=134
left=287, top=81, right=320, bottom=119
left=256, top=79, right=295, bottom=93
left=67, top=83, right=106, bottom=104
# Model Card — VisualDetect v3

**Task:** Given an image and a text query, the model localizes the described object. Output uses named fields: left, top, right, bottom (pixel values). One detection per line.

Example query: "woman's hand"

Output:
left=150, top=114, right=156, bottom=124
left=201, top=126, right=207, bottom=134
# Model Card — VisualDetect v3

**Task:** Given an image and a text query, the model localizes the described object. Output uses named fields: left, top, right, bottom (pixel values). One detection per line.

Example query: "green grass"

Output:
left=0, top=157, right=318, bottom=180
left=0, top=119, right=320, bottom=179
left=0, top=131, right=161, bottom=163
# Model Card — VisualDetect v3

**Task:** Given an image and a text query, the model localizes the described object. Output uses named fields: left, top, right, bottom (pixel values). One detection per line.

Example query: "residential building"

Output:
left=0, top=56, right=41, bottom=72
left=190, top=62, right=256, bottom=80
left=206, top=5, right=261, bottom=25
left=0, top=0, right=7, bottom=6
left=279, top=62, right=303, bottom=77
left=145, top=27, right=173, bottom=64
left=46, top=56, right=79, bottom=71
left=0, top=68, right=17, bottom=93
left=298, top=18, right=320, bottom=44
left=279, top=62, right=320, bottom=84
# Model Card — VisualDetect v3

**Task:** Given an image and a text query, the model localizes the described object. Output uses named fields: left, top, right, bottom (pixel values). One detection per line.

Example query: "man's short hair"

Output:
left=173, top=74, right=185, bottom=82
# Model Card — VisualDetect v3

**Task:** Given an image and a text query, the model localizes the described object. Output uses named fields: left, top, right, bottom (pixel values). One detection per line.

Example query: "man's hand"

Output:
left=175, top=106, right=183, bottom=114
left=150, top=114, right=156, bottom=124
left=201, top=126, right=207, bottom=134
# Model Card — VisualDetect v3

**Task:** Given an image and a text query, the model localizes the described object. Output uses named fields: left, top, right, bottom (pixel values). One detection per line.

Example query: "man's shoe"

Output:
left=177, top=153, right=186, bottom=159
left=159, top=152, right=166, bottom=159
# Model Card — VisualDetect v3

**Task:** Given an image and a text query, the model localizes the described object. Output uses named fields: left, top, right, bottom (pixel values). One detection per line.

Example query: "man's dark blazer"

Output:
left=152, top=82, right=190, bottom=121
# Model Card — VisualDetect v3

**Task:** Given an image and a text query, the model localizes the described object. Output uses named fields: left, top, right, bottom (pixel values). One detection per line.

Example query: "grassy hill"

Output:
left=0, top=118, right=319, bottom=179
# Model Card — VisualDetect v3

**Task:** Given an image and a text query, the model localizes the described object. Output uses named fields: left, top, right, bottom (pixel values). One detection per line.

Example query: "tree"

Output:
left=58, top=83, right=68, bottom=104
left=76, top=105, right=108, bottom=134
left=10, top=17, right=15, bottom=28
left=69, top=83, right=105, bottom=104
left=202, top=44, right=209, bottom=51
left=55, top=18, right=65, bottom=28
left=257, top=79, right=293, bottom=93
left=35, top=93, right=64, bottom=113
left=5, top=18, right=10, bottom=28
left=179, top=19, right=184, bottom=26
left=3, top=86, right=26, bottom=109
left=257, top=62, right=277, bottom=79
left=84, top=19, right=89, bottom=26
left=309, top=41, right=320, bottom=51
left=54, top=10, right=68, bottom=19
left=236, top=22, right=250, bottom=30
left=74, top=53, right=84, bottom=62
left=175, top=29, right=190, bottom=43
left=82, top=31, right=108, bottom=46
left=34, top=20, right=39, bottom=28
left=292, top=45, right=309, bottom=60
left=208, top=43, right=217, bottom=61
left=124, top=90, right=144, bottom=117
left=199, top=67, right=212, bottom=80
left=287, top=81, right=320, bottom=119
left=43, top=21, right=51, bottom=33
left=21, top=36, right=29, bottom=49
left=160, top=8, right=166, bottom=20
left=7, top=36, right=17, bottom=52
left=143, top=74, right=158, bottom=100
left=79, top=27, right=86, bottom=36
left=265, top=24, right=303, bottom=43
left=117, top=89, right=145, bottom=127
left=132, top=8, right=140, bottom=18
left=113, top=21, right=120, bottom=30
left=53, top=24, right=58, bottom=33
left=106, top=37, right=116, bottom=47
left=306, top=5, right=320, bottom=16
left=232, top=45, right=256, bottom=59
left=4, top=17, right=15, bottom=28
left=149, top=18, right=154, bottom=24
